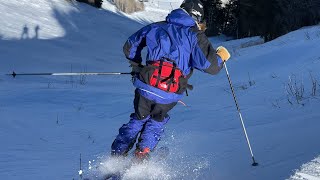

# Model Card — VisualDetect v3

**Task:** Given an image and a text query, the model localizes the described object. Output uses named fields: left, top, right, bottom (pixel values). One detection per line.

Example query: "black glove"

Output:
left=129, top=61, right=144, bottom=76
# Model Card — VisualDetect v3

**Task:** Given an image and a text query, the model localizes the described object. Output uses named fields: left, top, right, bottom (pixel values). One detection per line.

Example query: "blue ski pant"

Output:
left=111, top=89, right=177, bottom=155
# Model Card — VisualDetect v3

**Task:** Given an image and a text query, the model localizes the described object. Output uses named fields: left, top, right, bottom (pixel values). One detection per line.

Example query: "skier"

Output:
left=111, top=0, right=231, bottom=160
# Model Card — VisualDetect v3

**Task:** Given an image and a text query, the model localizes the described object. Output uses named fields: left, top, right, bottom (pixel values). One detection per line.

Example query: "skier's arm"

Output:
left=191, top=31, right=224, bottom=75
left=123, top=25, right=151, bottom=64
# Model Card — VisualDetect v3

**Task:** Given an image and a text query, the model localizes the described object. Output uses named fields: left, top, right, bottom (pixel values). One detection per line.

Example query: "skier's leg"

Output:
left=111, top=89, right=152, bottom=156
left=136, top=116, right=170, bottom=151
left=111, top=114, right=149, bottom=156
left=135, top=101, right=177, bottom=157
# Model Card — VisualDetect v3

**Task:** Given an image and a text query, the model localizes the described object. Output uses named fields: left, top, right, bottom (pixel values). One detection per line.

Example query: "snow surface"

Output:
left=1, top=0, right=320, bottom=180
left=102, top=0, right=230, bottom=24
left=102, top=0, right=184, bottom=23
left=288, top=156, right=320, bottom=180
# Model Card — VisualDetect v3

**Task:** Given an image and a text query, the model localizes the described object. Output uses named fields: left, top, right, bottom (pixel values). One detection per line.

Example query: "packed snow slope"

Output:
left=102, top=0, right=229, bottom=24
left=1, top=1, right=320, bottom=180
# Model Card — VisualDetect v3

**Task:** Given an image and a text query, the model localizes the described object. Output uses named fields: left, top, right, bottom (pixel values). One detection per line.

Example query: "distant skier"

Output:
left=111, top=0, right=231, bottom=160
left=34, top=25, right=40, bottom=39
left=21, top=25, right=29, bottom=39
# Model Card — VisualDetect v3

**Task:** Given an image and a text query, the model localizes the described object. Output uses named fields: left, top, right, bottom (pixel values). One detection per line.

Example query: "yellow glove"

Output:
left=216, top=46, right=231, bottom=62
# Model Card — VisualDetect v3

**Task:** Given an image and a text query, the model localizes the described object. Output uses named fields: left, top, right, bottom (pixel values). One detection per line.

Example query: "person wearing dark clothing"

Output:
left=111, top=0, right=231, bottom=159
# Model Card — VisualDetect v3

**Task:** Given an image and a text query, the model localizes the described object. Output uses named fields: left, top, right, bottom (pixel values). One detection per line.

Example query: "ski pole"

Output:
left=6, top=71, right=131, bottom=78
left=223, top=62, right=258, bottom=166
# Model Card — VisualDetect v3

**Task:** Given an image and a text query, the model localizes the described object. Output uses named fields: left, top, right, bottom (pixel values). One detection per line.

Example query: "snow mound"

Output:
left=288, top=156, right=320, bottom=180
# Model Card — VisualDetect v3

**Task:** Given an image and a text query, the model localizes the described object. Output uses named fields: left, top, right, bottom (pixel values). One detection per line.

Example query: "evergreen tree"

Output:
left=203, top=0, right=224, bottom=36
left=223, top=0, right=239, bottom=38
left=204, top=0, right=320, bottom=40
left=239, top=0, right=269, bottom=38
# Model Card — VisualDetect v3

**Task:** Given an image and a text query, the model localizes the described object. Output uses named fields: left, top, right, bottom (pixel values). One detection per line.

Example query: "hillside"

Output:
left=1, top=1, right=320, bottom=180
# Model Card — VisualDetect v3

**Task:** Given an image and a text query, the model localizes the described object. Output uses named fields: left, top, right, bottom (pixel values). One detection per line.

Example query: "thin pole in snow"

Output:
left=79, top=153, right=83, bottom=179
left=223, top=62, right=258, bottom=166
left=6, top=71, right=131, bottom=78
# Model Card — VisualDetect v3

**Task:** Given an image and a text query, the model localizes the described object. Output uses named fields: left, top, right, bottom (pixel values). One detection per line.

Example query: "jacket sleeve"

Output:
left=123, top=25, right=151, bottom=64
left=191, top=31, right=224, bottom=75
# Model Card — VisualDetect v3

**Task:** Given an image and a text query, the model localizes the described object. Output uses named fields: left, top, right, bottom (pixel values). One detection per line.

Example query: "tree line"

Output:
left=202, top=0, right=320, bottom=41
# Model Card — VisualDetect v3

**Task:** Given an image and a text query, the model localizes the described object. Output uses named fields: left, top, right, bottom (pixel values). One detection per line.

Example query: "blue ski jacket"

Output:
left=123, top=8, right=223, bottom=104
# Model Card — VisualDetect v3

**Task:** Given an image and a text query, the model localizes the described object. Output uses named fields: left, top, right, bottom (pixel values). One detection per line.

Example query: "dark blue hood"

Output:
left=166, top=9, right=196, bottom=27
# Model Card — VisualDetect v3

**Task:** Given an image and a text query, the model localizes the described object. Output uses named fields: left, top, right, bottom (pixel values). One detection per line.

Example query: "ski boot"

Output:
left=134, top=147, right=150, bottom=162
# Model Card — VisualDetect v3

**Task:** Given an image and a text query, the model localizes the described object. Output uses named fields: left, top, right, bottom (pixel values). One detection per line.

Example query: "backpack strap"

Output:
left=164, top=62, right=177, bottom=92
left=154, top=60, right=164, bottom=87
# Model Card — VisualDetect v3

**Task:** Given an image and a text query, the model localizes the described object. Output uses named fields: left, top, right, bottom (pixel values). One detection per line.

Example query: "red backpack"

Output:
left=148, top=60, right=184, bottom=93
